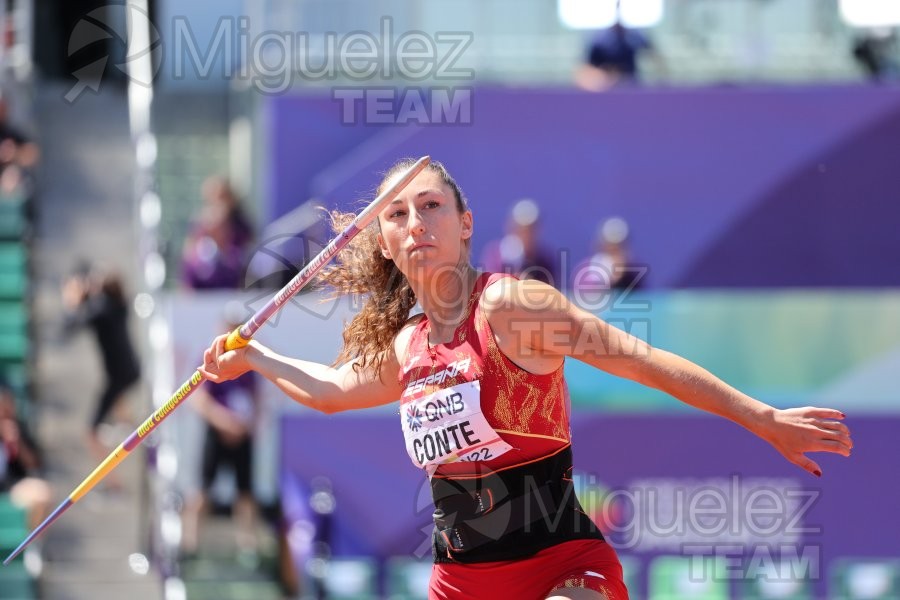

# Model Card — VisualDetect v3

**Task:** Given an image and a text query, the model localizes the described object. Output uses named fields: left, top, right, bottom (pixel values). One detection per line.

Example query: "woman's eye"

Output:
left=390, top=210, right=406, bottom=218
left=424, top=201, right=440, bottom=209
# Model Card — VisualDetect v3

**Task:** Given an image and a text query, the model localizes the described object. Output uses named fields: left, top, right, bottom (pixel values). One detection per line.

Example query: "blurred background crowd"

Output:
left=1, top=1, right=899, bottom=599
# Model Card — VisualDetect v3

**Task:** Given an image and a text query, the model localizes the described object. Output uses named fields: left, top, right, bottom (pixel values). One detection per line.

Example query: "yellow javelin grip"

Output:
left=225, top=326, right=251, bottom=351
left=70, top=444, right=129, bottom=502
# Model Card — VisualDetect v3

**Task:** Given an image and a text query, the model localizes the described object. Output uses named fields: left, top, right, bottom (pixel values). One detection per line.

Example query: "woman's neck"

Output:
left=409, top=263, right=479, bottom=334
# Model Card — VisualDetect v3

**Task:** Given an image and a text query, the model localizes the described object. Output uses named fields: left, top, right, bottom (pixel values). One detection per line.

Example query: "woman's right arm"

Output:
left=199, top=331, right=407, bottom=414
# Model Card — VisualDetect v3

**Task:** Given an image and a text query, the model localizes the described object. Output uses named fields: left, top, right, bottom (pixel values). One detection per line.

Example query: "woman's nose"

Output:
left=408, top=208, right=426, bottom=235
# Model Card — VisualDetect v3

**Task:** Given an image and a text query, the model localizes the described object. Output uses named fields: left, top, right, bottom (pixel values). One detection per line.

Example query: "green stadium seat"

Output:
left=0, top=244, right=27, bottom=301
left=0, top=201, right=27, bottom=242
left=0, top=362, right=30, bottom=416
left=322, top=557, right=378, bottom=600
left=385, top=556, right=432, bottom=600
left=0, top=525, right=30, bottom=561
left=0, top=300, right=29, bottom=362
left=0, top=495, right=28, bottom=528
left=0, top=560, right=36, bottom=599
left=0, top=244, right=25, bottom=270
left=648, top=555, right=730, bottom=600
left=0, top=302, right=28, bottom=363
left=0, top=331, right=28, bottom=362
left=0, top=303, right=26, bottom=328
left=0, top=275, right=26, bottom=300
left=0, top=496, right=29, bottom=564
left=0, top=360, right=27, bottom=387
left=829, top=558, right=900, bottom=600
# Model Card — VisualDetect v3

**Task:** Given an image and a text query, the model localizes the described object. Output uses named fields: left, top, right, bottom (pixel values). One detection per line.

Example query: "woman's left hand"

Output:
left=760, top=407, right=852, bottom=477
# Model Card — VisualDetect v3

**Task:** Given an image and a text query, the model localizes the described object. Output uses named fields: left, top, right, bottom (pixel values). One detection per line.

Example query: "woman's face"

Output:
left=377, top=169, right=472, bottom=283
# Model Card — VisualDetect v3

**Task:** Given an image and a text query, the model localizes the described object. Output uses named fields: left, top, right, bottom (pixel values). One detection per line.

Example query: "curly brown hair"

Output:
left=318, top=159, right=469, bottom=377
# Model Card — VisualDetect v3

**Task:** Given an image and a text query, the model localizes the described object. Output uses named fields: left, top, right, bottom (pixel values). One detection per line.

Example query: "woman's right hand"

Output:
left=198, top=334, right=262, bottom=383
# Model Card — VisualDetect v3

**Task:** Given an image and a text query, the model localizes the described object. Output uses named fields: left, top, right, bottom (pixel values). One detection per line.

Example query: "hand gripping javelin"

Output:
left=3, top=156, right=431, bottom=565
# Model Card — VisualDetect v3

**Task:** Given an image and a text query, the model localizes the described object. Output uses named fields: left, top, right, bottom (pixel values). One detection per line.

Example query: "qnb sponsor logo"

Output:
left=402, top=357, right=472, bottom=397
left=406, top=405, right=424, bottom=432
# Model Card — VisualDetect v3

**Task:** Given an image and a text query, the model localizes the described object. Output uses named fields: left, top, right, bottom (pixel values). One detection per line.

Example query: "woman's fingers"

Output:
left=794, top=408, right=854, bottom=451
left=814, top=438, right=852, bottom=457
left=771, top=407, right=854, bottom=478
left=215, top=333, right=227, bottom=357
left=198, top=366, right=218, bottom=382
left=200, top=346, right=219, bottom=382
left=816, top=419, right=851, bottom=436
left=788, top=452, right=822, bottom=478
left=200, top=335, right=229, bottom=382
left=198, top=334, right=248, bottom=383
left=205, top=335, right=228, bottom=366
left=808, top=423, right=852, bottom=448
left=197, top=361, right=218, bottom=382
left=804, top=407, right=846, bottom=420
left=810, top=416, right=853, bottom=453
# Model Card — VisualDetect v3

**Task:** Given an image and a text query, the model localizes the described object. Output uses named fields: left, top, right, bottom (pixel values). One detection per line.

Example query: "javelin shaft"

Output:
left=3, top=156, right=431, bottom=565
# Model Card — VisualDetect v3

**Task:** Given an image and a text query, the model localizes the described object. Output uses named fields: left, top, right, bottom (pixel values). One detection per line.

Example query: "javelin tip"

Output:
left=3, top=497, right=74, bottom=565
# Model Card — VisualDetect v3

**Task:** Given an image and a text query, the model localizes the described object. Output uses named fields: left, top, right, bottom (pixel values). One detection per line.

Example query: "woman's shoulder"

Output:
left=478, top=271, right=517, bottom=303
left=477, top=274, right=569, bottom=373
left=392, top=313, right=425, bottom=361
left=394, top=313, right=425, bottom=350
left=403, top=312, right=426, bottom=330
left=479, top=275, right=566, bottom=339
left=480, top=273, right=557, bottom=310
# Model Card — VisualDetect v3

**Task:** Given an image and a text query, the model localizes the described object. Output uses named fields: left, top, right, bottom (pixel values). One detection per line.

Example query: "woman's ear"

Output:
left=377, top=232, right=392, bottom=259
left=460, top=210, right=474, bottom=240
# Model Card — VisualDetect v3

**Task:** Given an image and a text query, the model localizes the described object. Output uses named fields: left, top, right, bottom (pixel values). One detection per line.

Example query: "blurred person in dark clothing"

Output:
left=574, top=2, right=663, bottom=92
left=853, top=29, right=899, bottom=81
left=62, top=265, right=141, bottom=485
left=1, top=382, right=52, bottom=529
left=182, top=303, right=261, bottom=562
left=181, top=176, right=254, bottom=290
left=480, top=198, right=559, bottom=287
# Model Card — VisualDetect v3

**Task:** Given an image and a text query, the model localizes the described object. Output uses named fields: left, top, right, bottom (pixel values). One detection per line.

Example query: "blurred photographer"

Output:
left=62, top=264, right=141, bottom=487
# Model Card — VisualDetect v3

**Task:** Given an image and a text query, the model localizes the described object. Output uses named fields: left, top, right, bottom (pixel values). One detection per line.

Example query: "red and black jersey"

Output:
left=399, top=271, right=572, bottom=478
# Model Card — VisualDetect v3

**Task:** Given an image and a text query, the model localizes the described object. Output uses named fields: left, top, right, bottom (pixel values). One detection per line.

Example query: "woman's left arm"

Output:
left=483, top=279, right=853, bottom=477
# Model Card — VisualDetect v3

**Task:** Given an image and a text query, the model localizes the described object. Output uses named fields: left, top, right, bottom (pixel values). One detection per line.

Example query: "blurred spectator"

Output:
left=62, top=264, right=141, bottom=485
left=182, top=303, right=261, bottom=563
left=0, top=91, right=39, bottom=197
left=574, top=4, right=663, bottom=92
left=852, top=29, right=900, bottom=81
left=181, top=176, right=254, bottom=289
left=480, top=199, right=559, bottom=286
left=572, top=217, right=645, bottom=298
left=0, top=382, right=51, bottom=530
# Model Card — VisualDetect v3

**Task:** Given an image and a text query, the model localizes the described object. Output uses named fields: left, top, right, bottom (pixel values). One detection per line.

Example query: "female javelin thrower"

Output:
left=200, top=159, right=853, bottom=600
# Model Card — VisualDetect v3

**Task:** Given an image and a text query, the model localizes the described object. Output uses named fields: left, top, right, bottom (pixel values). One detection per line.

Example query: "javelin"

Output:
left=3, top=156, right=431, bottom=565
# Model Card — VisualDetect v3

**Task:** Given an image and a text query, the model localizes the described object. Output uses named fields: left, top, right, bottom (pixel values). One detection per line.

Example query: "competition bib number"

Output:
left=401, top=380, right=512, bottom=473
